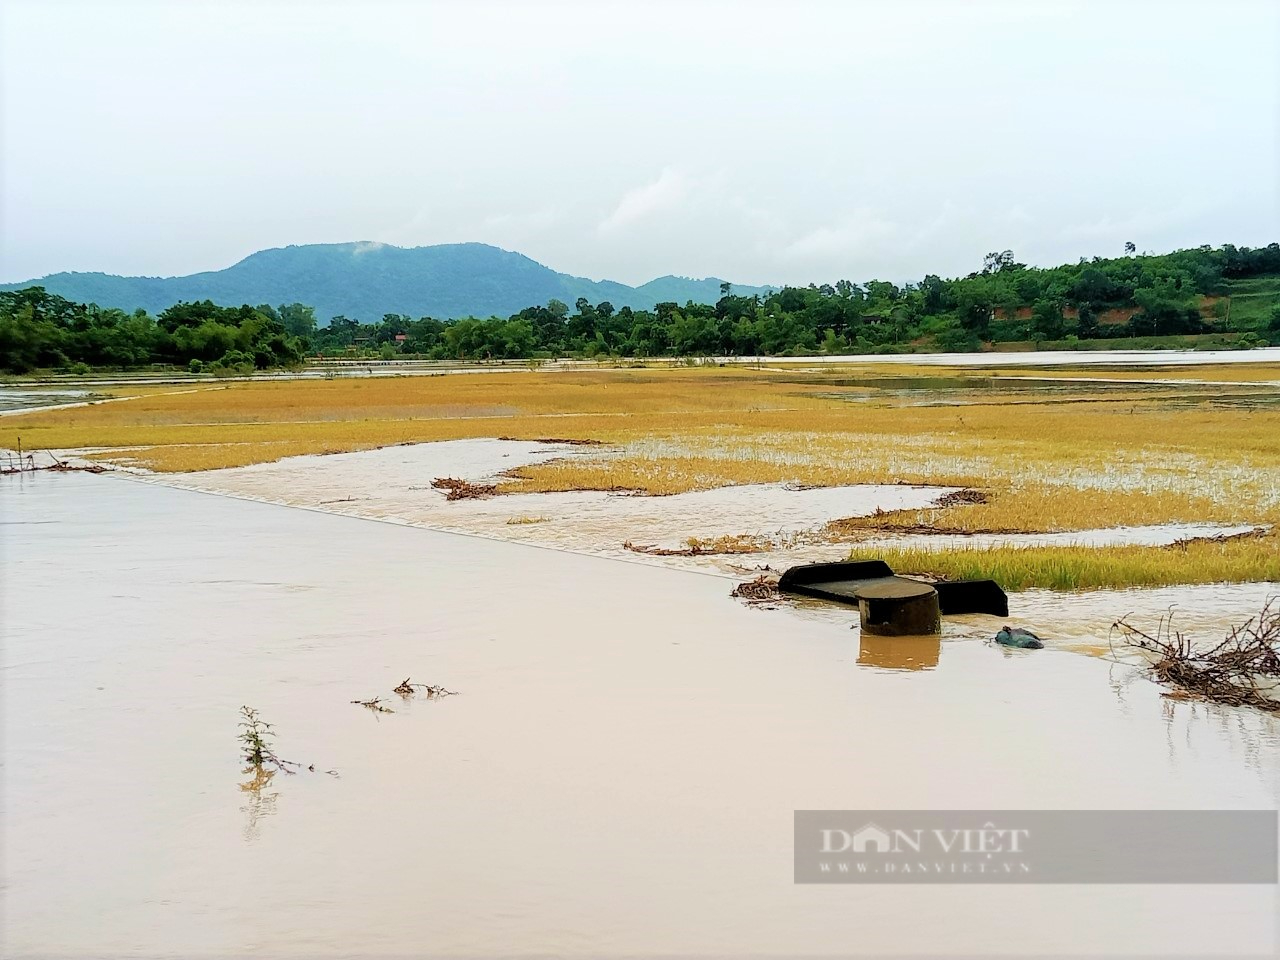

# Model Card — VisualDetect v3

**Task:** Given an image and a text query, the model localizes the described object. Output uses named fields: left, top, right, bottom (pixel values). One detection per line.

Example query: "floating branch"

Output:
left=351, top=696, right=395, bottom=713
left=431, top=477, right=497, bottom=500
left=1, top=448, right=108, bottom=475
left=393, top=677, right=458, bottom=699
left=731, top=574, right=783, bottom=603
left=1112, top=600, right=1280, bottom=712
left=624, top=534, right=769, bottom=557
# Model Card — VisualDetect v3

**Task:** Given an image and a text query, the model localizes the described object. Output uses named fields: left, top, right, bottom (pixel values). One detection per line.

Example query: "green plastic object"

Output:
left=995, top=626, right=1044, bottom=649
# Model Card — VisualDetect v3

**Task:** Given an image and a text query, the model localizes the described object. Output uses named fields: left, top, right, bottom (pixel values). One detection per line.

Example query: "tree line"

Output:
left=0, top=294, right=310, bottom=373
left=3, top=242, right=1278, bottom=372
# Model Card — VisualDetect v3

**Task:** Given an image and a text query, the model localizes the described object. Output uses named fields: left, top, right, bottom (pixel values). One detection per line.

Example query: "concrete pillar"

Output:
left=857, top=579, right=941, bottom=637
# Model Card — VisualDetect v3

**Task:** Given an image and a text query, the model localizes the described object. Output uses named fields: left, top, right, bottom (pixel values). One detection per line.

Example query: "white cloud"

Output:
left=1057, top=200, right=1207, bottom=246
left=597, top=168, right=690, bottom=234
left=483, top=208, right=560, bottom=231
left=1, top=0, right=1276, bottom=285
left=779, top=213, right=901, bottom=262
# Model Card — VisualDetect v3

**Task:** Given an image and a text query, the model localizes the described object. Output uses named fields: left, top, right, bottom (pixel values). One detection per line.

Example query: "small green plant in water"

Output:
left=238, top=705, right=297, bottom=772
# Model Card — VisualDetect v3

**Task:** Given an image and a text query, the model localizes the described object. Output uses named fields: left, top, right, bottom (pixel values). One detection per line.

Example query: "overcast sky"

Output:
left=2, top=0, right=1277, bottom=287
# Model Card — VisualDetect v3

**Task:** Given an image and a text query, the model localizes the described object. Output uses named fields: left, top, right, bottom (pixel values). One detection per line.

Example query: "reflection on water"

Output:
left=857, top=632, right=941, bottom=671
left=3, top=473, right=1279, bottom=958
left=239, top=764, right=280, bottom=842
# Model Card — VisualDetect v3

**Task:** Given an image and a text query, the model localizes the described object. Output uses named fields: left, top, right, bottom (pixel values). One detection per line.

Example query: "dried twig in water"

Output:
left=351, top=696, right=395, bottom=713
left=624, top=534, right=769, bottom=557
left=1165, top=526, right=1269, bottom=550
left=497, top=436, right=605, bottom=446
left=824, top=509, right=1020, bottom=538
left=731, top=574, right=783, bottom=603
left=431, top=477, right=498, bottom=500
left=393, top=677, right=458, bottom=699
left=933, top=488, right=990, bottom=508
left=1112, top=600, right=1280, bottom=712
left=1, top=449, right=108, bottom=475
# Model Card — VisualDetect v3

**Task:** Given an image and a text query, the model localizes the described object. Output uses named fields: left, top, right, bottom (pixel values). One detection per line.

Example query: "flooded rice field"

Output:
left=144, top=438, right=1267, bottom=584
left=143, top=438, right=956, bottom=568
left=813, top=375, right=1280, bottom=409
left=0, top=387, right=102, bottom=414
left=3, top=471, right=1278, bottom=957
left=739, top=346, right=1280, bottom=367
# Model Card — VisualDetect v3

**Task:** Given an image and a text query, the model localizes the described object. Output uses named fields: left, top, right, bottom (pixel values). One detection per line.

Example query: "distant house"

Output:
left=394, top=334, right=408, bottom=342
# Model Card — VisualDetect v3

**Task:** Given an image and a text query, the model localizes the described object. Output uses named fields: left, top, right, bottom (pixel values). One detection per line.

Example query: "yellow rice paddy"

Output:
left=4, top=364, right=1279, bottom=587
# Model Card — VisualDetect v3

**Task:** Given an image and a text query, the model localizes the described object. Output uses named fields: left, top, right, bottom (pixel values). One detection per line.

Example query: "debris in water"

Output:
left=1113, top=601, right=1280, bottom=712
left=625, top=534, right=767, bottom=557
left=351, top=696, right=395, bottom=713
left=731, top=574, right=783, bottom=603
left=497, top=436, right=605, bottom=446
left=393, top=677, right=457, bottom=699
left=995, top=626, right=1045, bottom=649
left=1165, top=526, right=1269, bottom=549
left=1, top=447, right=108, bottom=475
left=933, top=488, right=990, bottom=508
left=431, top=477, right=498, bottom=500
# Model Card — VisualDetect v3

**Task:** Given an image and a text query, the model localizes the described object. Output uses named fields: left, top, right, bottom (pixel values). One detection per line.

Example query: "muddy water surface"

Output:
left=142, top=440, right=1266, bottom=583
left=147, top=439, right=959, bottom=566
left=3, top=473, right=1279, bottom=957
left=0, top=387, right=100, bottom=414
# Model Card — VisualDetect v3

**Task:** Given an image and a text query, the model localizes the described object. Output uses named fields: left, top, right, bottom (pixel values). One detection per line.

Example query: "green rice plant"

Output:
left=855, top=534, right=1280, bottom=591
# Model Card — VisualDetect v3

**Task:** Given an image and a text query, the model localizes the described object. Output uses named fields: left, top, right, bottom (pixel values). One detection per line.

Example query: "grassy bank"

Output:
left=857, top=536, right=1280, bottom=591
left=990, top=332, right=1266, bottom=352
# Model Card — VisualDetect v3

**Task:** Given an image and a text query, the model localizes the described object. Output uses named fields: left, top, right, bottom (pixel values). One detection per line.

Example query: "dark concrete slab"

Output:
left=778, top=560, right=1008, bottom=617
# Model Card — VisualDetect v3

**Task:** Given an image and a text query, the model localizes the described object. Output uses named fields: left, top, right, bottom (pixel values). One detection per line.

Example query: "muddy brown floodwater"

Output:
left=137, top=439, right=1268, bottom=580
left=3, top=472, right=1279, bottom=957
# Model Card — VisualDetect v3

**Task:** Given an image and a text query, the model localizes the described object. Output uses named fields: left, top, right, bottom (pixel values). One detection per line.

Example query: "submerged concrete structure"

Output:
left=777, top=560, right=1009, bottom=625
left=856, top=578, right=942, bottom=636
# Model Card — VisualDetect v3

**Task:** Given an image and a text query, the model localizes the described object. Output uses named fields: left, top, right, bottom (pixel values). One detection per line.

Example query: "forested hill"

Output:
left=5, top=242, right=1279, bottom=375
left=0, top=242, right=775, bottom=321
